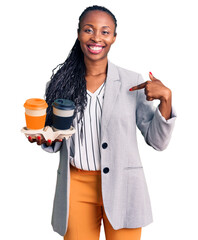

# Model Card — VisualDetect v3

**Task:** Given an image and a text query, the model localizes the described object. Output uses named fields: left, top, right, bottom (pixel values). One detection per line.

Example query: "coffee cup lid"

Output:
left=24, top=98, right=48, bottom=110
left=52, top=99, right=75, bottom=110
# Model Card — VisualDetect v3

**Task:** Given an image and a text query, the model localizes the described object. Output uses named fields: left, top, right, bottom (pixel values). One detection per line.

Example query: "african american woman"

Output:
left=28, top=5, right=176, bottom=240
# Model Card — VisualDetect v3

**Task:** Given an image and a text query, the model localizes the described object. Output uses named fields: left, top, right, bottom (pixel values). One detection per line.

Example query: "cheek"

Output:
left=79, top=37, right=88, bottom=52
left=78, top=32, right=89, bottom=44
left=79, top=41, right=84, bottom=52
left=106, top=37, right=116, bottom=46
left=79, top=36, right=86, bottom=44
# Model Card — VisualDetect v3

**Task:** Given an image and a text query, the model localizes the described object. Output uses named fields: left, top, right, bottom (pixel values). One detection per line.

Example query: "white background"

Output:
left=0, top=0, right=198, bottom=239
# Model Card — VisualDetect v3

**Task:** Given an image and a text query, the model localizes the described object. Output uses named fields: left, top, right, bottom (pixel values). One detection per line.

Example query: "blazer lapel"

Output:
left=101, top=60, right=121, bottom=141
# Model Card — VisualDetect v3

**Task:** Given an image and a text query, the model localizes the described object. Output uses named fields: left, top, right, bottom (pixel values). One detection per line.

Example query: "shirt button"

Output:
left=102, top=142, right=108, bottom=149
left=103, top=167, right=109, bottom=174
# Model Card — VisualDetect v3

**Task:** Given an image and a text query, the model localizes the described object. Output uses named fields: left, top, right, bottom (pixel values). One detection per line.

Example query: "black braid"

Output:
left=45, top=5, right=117, bottom=134
left=45, top=39, right=86, bottom=127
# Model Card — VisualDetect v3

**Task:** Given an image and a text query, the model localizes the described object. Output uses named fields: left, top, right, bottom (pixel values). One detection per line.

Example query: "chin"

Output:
left=87, top=55, right=108, bottom=62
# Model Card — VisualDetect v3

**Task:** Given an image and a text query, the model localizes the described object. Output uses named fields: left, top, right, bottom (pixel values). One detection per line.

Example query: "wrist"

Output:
left=160, top=88, right=172, bottom=103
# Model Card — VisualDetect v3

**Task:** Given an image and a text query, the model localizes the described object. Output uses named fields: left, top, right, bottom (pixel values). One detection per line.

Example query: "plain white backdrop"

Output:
left=1, top=0, right=198, bottom=239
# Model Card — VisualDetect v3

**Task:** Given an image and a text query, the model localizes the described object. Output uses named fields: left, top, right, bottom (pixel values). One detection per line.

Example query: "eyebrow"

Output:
left=82, top=24, right=111, bottom=29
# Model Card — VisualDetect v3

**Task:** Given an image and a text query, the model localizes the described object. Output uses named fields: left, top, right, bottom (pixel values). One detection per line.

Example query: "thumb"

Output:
left=149, top=72, right=156, bottom=81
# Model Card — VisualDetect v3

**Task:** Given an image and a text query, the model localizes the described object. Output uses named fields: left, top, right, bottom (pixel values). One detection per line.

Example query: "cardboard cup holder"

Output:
left=21, top=126, right=75, bottom=141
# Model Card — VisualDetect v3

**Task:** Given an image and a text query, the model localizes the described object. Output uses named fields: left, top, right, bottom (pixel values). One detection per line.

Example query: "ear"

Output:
left=112, top=33, right=117, bottom=44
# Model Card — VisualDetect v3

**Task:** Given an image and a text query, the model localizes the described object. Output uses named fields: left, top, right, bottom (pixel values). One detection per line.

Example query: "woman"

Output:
left=28, top=5, right=176, bottom=240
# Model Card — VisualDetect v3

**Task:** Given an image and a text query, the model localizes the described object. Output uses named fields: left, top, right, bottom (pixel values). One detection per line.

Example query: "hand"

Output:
left=129, top=72, right=171, bottom=102
left=27, top=135, right=62, bottom=146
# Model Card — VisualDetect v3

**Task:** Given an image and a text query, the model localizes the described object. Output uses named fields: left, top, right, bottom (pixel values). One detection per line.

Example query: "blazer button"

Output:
left=103, top=167, right=109, bottom=174
left=102, top=142, right=108, bottom=149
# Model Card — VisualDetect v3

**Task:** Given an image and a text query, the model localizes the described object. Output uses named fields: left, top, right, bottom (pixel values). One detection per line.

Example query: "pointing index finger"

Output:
left=129, top=82, right=147, bottom=91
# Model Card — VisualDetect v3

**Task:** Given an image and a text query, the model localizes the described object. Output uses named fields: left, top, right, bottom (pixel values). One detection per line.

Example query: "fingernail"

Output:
left=59, top=139, right=62, bottom=142
left=28, top=136, right=32, bottom=141
left=47, top=139, right=52, bottom=143
left=129, top=88, right=133, bottom=91
left=37, top=136, right=41, bottom=140
left=149, top=72, right=153, bottom=75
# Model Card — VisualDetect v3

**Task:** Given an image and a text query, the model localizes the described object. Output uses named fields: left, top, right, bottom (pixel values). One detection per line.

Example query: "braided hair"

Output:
left=45, top=5, right=117, bottom=139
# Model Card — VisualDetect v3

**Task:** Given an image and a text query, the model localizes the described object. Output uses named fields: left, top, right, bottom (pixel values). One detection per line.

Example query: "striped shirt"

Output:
left=69, top=81, right=106, bottom=171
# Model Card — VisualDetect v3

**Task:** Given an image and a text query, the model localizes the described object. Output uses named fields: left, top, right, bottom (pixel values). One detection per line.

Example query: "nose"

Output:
left=91, top=30, right=101, bottom=42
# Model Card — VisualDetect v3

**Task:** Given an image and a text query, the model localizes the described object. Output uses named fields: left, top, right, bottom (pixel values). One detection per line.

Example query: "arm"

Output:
left=159, top=90, right=172, bottom=120
left=132, top=73, right=177, bottom=151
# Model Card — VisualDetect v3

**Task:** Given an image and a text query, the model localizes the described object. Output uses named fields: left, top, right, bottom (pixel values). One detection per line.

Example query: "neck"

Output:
left=84, top=57, right=108, bottom=76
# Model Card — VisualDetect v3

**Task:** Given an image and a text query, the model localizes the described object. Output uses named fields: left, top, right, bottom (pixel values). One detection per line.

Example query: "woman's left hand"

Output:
left=129, top=72, right=172, bottom=120
left=129, top=72, right=171, bottom=102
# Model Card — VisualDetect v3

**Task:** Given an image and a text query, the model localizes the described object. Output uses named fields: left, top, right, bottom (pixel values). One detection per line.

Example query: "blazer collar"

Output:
left=106, top=59, right=120, bottom=82
left=100, top=60, right=121, bottom=141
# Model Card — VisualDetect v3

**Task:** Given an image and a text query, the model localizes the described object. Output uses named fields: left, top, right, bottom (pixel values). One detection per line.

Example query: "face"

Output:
left=78, top=10, right=117, bottom=62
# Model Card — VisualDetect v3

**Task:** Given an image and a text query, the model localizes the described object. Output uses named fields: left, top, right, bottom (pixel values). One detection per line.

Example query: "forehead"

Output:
left=80, top=10, right=115, bottom=28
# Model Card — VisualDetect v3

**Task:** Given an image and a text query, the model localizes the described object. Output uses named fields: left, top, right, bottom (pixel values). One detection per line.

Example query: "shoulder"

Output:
left=109, top=61, right=141, bottom=83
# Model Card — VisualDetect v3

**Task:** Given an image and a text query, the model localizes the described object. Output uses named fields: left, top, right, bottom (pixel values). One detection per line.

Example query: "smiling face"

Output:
left=78, top=10, right=117, bottom=63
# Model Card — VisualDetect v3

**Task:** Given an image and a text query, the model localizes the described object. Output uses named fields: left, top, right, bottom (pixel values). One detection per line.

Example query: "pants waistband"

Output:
left=70, top=163, right=101, bottom=175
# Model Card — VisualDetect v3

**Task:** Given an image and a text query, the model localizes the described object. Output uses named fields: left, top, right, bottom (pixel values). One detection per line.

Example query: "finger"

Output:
left=36, top=135, right=42, bottom=145
left=54, top=139, right=63, bottom=143
left=149, top=72, right=158, bottom=81
left=144, top=87, right=148, bottom=95
left=146, top=96, right=154, bottom=101
left=46, top=139, right=52, bottom=146
left=28, top=136, right=36, bottom=143
left=129, top=82, right=147, bottom=91
left=144, top=83, right=152, bottom=95
left=149, top=72, right=154, bottom=81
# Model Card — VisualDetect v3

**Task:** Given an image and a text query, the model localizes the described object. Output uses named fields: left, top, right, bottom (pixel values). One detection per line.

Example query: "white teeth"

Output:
left=89, top=46, right=102, bottom=50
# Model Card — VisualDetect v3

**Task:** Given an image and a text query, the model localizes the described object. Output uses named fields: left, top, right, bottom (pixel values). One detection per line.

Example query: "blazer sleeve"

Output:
left=41, top=141, right=63, bottom=153
left=136, top=74, right=177, bottom=151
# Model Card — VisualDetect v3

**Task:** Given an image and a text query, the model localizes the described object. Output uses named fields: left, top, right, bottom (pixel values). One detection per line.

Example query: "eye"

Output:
left=102, top=31, right=110, bottom=35
left=84, top=29, right=93, bottom=33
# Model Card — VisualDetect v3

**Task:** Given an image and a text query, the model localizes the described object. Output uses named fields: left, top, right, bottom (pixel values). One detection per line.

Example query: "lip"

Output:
left=87, top=43, right=105, bottom=54
left=87, top=43, right=104, bottom=47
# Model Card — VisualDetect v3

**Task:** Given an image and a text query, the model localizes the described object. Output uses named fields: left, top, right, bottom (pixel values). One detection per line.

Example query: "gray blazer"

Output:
left=42, top=60, right=176, bottom=236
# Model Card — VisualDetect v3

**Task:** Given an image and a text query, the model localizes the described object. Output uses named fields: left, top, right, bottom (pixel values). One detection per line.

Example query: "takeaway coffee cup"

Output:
left=52, top=99, right=75, bottom=131
left=24, top=98, right=48, bottom=130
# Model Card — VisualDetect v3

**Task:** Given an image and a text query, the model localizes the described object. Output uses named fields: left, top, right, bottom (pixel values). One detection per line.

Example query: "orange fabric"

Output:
left=64, top=164, right=142, bottom=240
left=25, top=113, right=46, bottom=130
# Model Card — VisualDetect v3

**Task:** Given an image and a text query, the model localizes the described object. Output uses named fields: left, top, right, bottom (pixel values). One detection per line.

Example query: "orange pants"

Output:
left=64, top=164, right=142, bottom=240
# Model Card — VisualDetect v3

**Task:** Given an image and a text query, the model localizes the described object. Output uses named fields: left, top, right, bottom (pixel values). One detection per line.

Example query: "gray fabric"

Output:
left=41, top=60, right=176, bottom=236
left=41, top=141, right=62, bottom=153
left=51, top=138, right=70, bottom=235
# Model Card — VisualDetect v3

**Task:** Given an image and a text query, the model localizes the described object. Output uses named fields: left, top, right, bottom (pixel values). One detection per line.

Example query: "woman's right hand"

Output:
left=27, top=135, right=62, bottom=146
